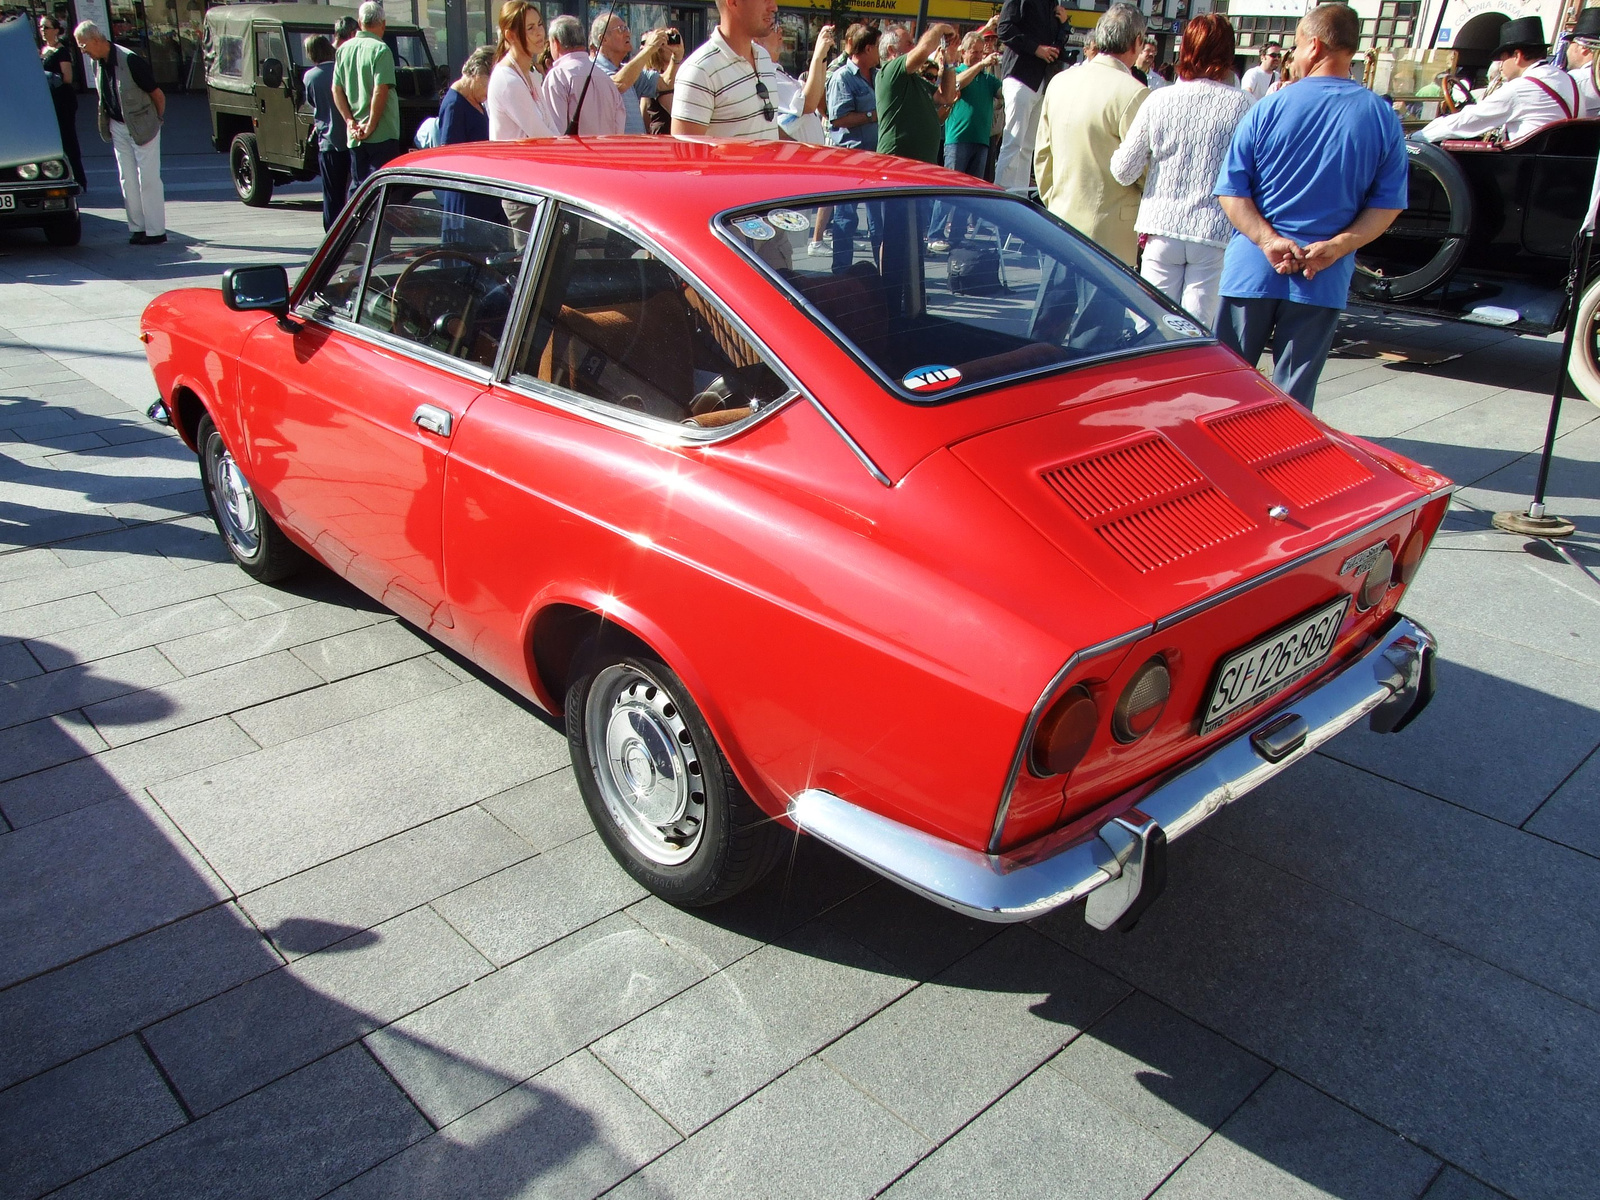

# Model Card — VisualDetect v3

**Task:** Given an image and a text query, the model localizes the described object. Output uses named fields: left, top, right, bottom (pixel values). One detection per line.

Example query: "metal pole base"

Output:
left=1493, top=510, right=1577, bottom=538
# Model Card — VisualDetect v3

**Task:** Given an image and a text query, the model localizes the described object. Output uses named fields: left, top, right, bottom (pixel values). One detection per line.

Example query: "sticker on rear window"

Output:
left=1162, top=314, right=1203, bottom=337
left=733, top=216, right=775, bottom=241
left=902, top=365, right=963, bottom=393
left=767, top=209, right=810, bottom=233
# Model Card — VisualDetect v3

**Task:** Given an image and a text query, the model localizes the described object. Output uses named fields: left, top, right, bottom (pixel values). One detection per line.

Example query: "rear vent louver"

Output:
left=1203, top=401, right=1372, bottom=507
left=1042, top=435, right=1253, bottom=573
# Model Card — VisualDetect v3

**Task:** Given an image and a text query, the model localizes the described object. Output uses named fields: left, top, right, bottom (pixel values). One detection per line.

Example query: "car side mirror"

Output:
left=261, top=56, right=284, bottom=88
left=222, top=265, right=299, bottom=330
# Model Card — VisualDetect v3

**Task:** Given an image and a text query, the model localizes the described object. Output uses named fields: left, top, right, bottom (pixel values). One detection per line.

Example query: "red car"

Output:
left=141, top=139, right=1449, bottom=931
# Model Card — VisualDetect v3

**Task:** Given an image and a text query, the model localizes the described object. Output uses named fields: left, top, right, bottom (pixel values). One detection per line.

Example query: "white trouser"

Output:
left=1141, top=235, right=1228, bottom=330
left=110, top=120, right=165, bottom=236
left=995, top=76, right=1042, bottom=194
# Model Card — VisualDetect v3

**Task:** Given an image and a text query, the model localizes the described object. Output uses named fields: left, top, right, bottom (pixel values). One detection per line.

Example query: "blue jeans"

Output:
left=831, top=200, right=883, bottom=274
left=318, top=147, right=350, bottom=232
left=931, top=142, right=990, bottom=243
left=1216, top=296, right=1342, bottom=409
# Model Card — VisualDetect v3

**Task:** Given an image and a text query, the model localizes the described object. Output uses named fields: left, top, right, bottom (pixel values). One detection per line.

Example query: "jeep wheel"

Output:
left=230, top=133, right=274, bottom=207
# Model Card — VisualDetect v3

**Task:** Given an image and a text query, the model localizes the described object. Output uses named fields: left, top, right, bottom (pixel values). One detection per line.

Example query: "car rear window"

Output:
left=721, top=192, right=1209, bottom=403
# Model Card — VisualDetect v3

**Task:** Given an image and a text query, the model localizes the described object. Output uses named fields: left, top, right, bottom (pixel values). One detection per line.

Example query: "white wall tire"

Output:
left=1571, top=277, right=1600, bottom=410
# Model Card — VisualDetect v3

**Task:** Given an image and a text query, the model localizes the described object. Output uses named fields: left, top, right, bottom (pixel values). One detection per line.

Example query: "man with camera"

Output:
left=594, top=15, right=681, bottom=136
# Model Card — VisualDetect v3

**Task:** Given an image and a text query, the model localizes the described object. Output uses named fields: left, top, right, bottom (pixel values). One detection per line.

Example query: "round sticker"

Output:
left=767, top=209, right=810, bottom=233
left=1162, top=314, right=1203, bottom=337
left=902, top=365, right=964, bottom=394
left=733, top=216, right=775, bottom=241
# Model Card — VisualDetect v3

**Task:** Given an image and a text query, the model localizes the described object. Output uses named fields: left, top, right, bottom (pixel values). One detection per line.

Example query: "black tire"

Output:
left=1352, top=140, right=1473, bottom=303
left=196, top=414, right=304, bottom=582
left=42, top=214, right=81, bottom=246
left=230, top=133, right=274, bottom=207
left=566, top=640, right=786, bottom=907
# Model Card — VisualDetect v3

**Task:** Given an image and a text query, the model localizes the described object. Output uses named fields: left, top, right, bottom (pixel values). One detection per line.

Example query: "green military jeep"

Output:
left=202, top=3, right=444, bottom=206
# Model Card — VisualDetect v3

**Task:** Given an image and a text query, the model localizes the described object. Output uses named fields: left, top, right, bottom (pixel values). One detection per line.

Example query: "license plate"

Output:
left=0, top=194, right=14, bottom=211
left=1200, top=596, right=1351, bottom=735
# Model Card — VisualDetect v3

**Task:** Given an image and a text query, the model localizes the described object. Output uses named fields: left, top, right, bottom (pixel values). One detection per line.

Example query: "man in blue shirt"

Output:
left=827, top=23, right=884, bottom=273
left=1213, top=3, right=1407, bottom=408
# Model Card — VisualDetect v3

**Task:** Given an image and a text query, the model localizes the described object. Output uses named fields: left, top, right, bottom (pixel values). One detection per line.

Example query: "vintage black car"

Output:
left=0, top=17, right=80, bottom=246
left=203, top=2, right=443, bottom=207
left=1350, top=118, right=1600, bottom=335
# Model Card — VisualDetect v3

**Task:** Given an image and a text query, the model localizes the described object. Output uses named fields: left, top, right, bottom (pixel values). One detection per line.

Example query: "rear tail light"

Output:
left=1030, top=685, right=1098, bottom=777
left=1113, top=657, right=1171, bottom=743
left=1394, top=525, right=1429, bottom=587
left=1357, top=543, right=1396, bottom=611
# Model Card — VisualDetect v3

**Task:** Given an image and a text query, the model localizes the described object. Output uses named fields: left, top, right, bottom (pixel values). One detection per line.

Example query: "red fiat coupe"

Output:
left=141, top=139, right=1448, bottom=931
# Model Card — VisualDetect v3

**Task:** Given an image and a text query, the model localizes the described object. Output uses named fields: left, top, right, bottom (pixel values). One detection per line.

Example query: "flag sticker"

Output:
left=902, top=365, right=963, bottom=393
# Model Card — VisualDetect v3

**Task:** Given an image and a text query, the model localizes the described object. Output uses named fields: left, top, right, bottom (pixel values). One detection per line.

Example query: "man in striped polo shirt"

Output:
left=670, top=0, right=782, bottom=140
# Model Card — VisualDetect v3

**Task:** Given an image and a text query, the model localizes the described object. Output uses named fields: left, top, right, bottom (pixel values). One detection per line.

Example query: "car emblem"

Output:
left=1339, top=541, right=1387, bottom=576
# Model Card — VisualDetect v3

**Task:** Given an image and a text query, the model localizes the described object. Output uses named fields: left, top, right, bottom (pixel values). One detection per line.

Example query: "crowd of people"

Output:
left=31, top=0, right=1600, bottom=407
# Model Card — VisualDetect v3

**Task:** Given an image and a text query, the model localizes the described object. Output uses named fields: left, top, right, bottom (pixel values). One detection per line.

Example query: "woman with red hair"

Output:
left=1109, top=13, right=1251, bottom=328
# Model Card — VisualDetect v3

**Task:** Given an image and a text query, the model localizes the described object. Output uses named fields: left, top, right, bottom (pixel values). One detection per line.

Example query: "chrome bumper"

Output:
left=789, top=615, right=1436, bottom=928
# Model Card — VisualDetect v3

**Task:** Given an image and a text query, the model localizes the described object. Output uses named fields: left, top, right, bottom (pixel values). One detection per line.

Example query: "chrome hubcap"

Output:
left=213, top=447, right=260, bottom=556
left=587, top=664, right=704, bottom=865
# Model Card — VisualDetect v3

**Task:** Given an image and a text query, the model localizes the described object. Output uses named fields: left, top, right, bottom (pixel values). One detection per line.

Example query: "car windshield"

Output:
left=723, top=193, right=1209, bottom=402
left=385, top=32, right=434, bottom=69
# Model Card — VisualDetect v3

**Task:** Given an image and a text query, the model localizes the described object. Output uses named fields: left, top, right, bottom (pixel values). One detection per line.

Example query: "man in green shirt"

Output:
left=333, top=1, right=400, bottom=183
left=875, top=22, right=959, bottom=164
left=930, top=31, right=1002, bottom=252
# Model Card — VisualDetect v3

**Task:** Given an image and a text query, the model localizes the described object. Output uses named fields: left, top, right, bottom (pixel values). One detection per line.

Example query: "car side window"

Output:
left=253, top=27, right=289, bottom=75
left=355, top=183, right=527, bottom=369
left=512, top=209, right=790, bottom=430
left=303, top=199, right=379, bottom=319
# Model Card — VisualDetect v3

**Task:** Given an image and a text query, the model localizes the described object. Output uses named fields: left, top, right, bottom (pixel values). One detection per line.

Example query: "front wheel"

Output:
left=230, top=133, right=274, bottom=207
left=196, top=414, right=304, bottom=582
left=566, top=644, right=785, bottom=907
left=42, top=213, right=81, bottom=246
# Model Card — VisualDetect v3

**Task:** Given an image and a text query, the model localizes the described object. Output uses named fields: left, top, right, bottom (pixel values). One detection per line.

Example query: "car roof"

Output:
left=399, top=137, right=987, bottom=238
left=207, top=3, right=359, bottom=25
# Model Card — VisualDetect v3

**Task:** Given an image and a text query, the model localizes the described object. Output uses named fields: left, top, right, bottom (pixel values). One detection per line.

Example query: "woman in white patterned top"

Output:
left=487, top=0, right=553, bottom=141
left=1109, top=13, right=1251, bottom=330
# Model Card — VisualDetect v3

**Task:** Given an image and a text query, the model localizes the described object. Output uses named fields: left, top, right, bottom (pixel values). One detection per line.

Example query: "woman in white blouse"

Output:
left=1109, top=14, right=1252, bottom=330
left=488, top=0, right=554, bottom=141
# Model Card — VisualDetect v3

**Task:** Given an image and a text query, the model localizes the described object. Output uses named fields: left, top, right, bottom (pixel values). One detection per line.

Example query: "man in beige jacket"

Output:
left=1033, top=4, right=1148, bottom=264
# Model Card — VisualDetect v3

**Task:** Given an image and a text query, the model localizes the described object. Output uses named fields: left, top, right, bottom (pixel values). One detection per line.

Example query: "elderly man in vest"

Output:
left=75, top=21, right=166, bottom=245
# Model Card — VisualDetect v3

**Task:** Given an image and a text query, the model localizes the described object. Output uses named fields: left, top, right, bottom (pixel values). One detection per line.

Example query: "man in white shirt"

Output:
left=1420, top=18, right=1579, bottom=142
left=671, top=0, right=782, bottom=140
left=1240, top=42, right=1280, bottom=101
left=1566, top=7, right=1600, bottom=117
left=542, top=14, right=627, bottom=135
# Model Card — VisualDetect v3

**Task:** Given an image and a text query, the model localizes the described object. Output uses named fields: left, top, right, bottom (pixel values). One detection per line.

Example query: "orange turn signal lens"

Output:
left=1030, top=685, right=1098, bottom=777
left=1112, top=657, right=1171, bottom=744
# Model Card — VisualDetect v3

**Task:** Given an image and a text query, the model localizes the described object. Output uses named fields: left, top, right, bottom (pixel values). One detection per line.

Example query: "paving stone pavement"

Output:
left=2, top=96, right=1598, bottom=1200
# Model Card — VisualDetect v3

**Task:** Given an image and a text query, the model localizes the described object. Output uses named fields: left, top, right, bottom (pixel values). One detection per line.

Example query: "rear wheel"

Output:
left=1570, top=277, right=1600, bottom=410
left=566, top=641, right=786, bottom=907
left=230, top=133, right=274, bottom=207
left=1352, top=141, right=1472, bottom=303
left=42, top=214, right=81, bottom=246
left=196, top=414, right=303, bottom=582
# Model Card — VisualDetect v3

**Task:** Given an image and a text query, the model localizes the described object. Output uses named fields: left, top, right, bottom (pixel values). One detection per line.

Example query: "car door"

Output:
left=252, top=22, right=300, bottom=166
left=238, top=179, right=535, bottom=630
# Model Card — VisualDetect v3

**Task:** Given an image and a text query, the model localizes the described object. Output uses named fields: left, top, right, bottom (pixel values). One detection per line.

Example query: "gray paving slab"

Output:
left=150, top=682, right=569, bottom=892
left=0, top=547, right=60, bottom=583
left=823, top=926, right=1128, bottom=1141
left=158, top=602, right=384, bottom=676
left=27, top=596, right=243, bottom=671
left=1, top=646, right=181, bottom=731
left=0, top=1037, right=185, bottom=1200
left=0, top=904, right=280, bottom=1092
left=0, top=710, right=108, bottom=783
left=0, top=715, right=256, bottom=828
left=882, top=1062, right=1180, bottom=1200
left=1049, top=991, right=1272, bottom=1156
left=593, top=920, right=913, bottom=1135
left=51, top=1044, right=430, bottom=1200
left=0, top=592, right=117, bottom=644
left=46, top=515, right=229, bottom=571
left=0, top=640, right=42, bottom=683
left=1038, top=837, right=1600, bottom=1200
left=613, top=1056, right=927, bottom=1200
left=623, top=894, right=766, bottom=975
left=145, top=906, right=491, bottom=1116
left=429, top=832, right=648, bottom=966
left=0, top=793, right=230, bottom=989
left=240, top=805, right=535, bottom=959
left=367, top=912, right=705, bottom=1126
left=1423, top=1167, right=1512, bottom=1200
left=1206, top=753, right=1600, bottom=1010
left=1151, top=1072, right=1440, bottom=1200
left=0, top=548, right=179, bottom=613
left=96, top=560, right=257, bottom=616
left=1525, top=748, right=1600, bottom=858
left=477, top=769, right=595, bottom=854
left=328, top=1050, right=679, bottom=1200
left=291, top=618, right=433, bottom=682
left=231, top=655, right=460, bottom=748
left=819, top=878, right=1000, bottom=981
left=1320, top=615, right=1600, bottom=824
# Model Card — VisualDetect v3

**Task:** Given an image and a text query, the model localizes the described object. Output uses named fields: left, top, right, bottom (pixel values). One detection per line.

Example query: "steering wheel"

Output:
left=388, top=248, right=508, bottom=355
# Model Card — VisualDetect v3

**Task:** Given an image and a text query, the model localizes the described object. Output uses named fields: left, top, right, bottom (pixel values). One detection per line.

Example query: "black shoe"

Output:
left=129, top=232, right=148, bottom=245
left=142, top=234, right=167, bottom=245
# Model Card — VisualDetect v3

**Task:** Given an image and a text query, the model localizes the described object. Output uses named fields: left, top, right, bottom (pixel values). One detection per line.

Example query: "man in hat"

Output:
left=1419, top=17, right=1579, bottom=141
left=1565, top=7, right=1600, bottom=117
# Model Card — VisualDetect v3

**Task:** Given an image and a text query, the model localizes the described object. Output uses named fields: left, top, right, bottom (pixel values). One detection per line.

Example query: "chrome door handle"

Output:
left=412, top=404, right=452, bottom=438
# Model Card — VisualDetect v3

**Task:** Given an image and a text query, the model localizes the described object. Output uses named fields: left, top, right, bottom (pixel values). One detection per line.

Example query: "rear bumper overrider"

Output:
left=789, top=615, right=1436, bottom=929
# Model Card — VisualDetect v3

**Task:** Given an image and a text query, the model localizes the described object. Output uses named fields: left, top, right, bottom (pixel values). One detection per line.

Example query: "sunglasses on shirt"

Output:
left=754, top=76, right=775, bottom=122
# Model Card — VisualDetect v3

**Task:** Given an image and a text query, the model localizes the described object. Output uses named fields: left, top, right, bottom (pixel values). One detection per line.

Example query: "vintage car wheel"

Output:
left=229, top=133, right=274, bottom=207
left=1570, top=277, right=1600, bottom=410
left=196, top=415, right=303, bottom=582
left=567, top=645, right=786, bottom=906
left=42, top=214, right=81, bottom=246
left=1352, top=141, right=1473, bottom=303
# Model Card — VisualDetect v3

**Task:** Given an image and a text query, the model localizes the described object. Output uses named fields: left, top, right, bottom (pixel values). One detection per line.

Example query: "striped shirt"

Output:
left=671, top=28, right=780, bottom=141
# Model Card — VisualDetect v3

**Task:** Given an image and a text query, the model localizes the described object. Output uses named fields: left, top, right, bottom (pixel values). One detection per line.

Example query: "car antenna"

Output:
left=566, top=2, right=616, bottom=136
